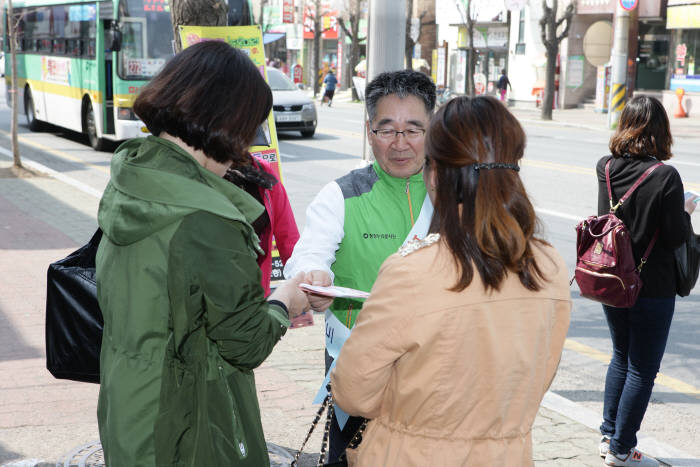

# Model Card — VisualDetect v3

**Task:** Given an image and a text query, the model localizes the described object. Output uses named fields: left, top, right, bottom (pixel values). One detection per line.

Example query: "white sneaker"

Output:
left=599, top=435, right=611, bottom=458
left=605, top=448, right=660, bottom=466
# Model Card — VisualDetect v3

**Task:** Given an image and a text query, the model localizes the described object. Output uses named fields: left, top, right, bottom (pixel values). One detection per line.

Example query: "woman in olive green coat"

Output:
left=95, top=41, right=309, bottom=467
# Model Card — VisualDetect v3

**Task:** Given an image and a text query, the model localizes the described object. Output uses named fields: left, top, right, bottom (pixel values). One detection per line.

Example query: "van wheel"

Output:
left=301, top=128, right=315, bottom=138
left=24, top=88, right=43, bottom=131
left=85, top=102, right=108, bottom=151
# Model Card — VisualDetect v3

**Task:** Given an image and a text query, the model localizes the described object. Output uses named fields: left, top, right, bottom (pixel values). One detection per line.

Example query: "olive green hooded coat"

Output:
left=96, top=136, right=289, bottom=466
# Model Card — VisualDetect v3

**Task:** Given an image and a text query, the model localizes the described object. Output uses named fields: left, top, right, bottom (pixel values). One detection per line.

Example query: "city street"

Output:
left=1, top=82, right=700, bottom=465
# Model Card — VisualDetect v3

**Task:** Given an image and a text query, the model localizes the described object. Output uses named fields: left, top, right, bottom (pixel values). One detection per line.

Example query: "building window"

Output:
left=516, top=9, right=526, bottom=55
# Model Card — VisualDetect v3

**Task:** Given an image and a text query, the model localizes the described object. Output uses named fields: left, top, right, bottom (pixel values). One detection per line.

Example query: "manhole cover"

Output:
left=56, top=441, right=104, bottom=467
left=58, top=441, right=294, bottom=467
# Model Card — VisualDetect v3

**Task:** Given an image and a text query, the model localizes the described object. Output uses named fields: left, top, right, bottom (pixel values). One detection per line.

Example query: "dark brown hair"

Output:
left=609, top=95, right=673, bottom=160
left=425, top=96, right=548, bottom=292
left=134, top=40, right=272, bottom=164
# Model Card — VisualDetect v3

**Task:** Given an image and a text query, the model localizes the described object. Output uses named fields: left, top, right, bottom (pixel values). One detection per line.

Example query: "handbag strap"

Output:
left=291, top=384, right=369, bottom=467
left=605, top=159, right=662, bottom=271
left=291, top=393, right=332, bottom=467
left=606, top=159, right=663, bottom=213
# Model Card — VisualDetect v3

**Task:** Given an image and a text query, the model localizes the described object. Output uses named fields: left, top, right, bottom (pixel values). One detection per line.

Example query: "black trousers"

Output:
left=325, top=349, right=365, bottom=462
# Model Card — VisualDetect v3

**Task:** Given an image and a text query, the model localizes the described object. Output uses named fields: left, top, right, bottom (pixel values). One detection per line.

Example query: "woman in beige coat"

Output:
left=330, top=96, right=572, bottom=467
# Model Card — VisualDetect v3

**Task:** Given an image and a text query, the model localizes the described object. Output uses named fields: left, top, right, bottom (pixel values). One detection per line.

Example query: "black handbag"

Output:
left=45, top=229, right=103, bottom=383
left=674, top=226, right=700, bottom=297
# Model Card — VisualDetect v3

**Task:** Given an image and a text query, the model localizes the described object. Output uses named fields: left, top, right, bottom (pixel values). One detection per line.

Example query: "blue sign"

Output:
left=620, top=0, right=638, bottom=11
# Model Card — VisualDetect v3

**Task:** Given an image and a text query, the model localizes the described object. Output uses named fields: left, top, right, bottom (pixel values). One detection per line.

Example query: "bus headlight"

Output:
left=117, top=107, right=138, bottom=120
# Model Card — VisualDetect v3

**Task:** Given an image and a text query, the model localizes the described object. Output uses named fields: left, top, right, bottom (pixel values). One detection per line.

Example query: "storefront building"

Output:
left=665, top=0, right=700, bottom=119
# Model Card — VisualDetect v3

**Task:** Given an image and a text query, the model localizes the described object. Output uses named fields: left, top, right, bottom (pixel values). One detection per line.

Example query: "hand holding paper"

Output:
left=684, top=191, right=700, bottom=214
left=301, top=270, right=335, bottom=311
left=299, top=283, right=370, bottom=299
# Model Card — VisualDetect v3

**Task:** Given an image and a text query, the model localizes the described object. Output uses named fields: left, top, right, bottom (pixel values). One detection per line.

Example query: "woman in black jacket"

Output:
left=595, top=95, right=696, bottom=467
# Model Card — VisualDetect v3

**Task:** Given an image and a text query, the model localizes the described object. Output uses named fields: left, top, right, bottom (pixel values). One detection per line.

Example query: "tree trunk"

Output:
left=8, top=0, right=21, bottom=168
left=405, top=0, right=414, bottom=69
left=541, top=45, right=557, bottom=120
left=313, top=0, right=323, bottom=97
left=170, top=0, right=228, bottom=52
left=349, top=38, right=360, bottom=100
left=466, top=16, right=476, bottom=97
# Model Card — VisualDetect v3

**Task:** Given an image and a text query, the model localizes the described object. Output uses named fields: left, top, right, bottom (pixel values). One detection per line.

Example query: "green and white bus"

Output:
left=3, top=0, right=175, bottom=150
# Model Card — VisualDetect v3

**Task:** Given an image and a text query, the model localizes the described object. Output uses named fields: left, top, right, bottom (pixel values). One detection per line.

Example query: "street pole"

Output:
left=363, top=0, right=406, bottom=162
left=367, top=0, right=406, bottom=81
left=608, top=1, right=629, bottom=129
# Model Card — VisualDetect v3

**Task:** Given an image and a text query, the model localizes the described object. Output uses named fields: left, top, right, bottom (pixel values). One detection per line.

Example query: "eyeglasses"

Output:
left=371, top=128, right=426, bottom=140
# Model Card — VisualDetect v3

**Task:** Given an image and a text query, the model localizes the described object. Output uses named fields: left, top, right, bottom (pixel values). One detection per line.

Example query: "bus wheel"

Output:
left=24, top=88, right=43, bottom=132
left=85, top=102, right=108, bottom=151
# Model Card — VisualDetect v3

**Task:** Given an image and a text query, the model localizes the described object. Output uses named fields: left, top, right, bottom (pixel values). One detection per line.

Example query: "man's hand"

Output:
left=304, top=270, right=334, bottom=312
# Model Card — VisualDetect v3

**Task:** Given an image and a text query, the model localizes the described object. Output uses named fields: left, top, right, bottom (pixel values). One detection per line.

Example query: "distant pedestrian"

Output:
left=497, top=69, right=511, bottom=102
left=323, top=69, right=338, bottom=107
left=595, top=95, right=695, bottom=467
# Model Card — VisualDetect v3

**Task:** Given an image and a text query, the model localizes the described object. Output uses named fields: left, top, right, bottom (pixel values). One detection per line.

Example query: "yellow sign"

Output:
left=431, top=49, right=438, bottom=84
left=667, top=5, right=700, bottom=28
left=178, top=25, right=284, bottom=181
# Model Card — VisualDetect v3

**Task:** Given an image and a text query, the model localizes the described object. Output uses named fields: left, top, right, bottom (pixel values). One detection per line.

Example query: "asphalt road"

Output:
left=1, top=86, right=698, bottom=456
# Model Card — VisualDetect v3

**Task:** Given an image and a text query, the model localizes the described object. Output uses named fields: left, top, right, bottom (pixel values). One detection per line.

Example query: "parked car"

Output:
left=267, top=67, right=317, bottom=138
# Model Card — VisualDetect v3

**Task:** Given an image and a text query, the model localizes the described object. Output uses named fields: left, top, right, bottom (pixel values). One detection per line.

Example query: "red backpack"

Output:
left=574, top=159, right=661, bottom=308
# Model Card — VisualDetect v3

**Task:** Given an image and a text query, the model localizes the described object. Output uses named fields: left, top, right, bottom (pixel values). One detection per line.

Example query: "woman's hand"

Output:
left=685, top=195, right=698, bottom=215
left=269, top=272, right=310, bottom=319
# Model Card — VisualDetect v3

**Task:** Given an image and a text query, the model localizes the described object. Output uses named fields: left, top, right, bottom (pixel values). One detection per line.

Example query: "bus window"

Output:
left=117, top=0, right=173, bottom=80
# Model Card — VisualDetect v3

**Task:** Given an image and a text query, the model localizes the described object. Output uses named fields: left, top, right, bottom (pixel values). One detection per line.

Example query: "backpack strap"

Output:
left=638, top=229, right=659, bottom=272
left=606, top=159, right=663, bottom=213
left=605, top=158, right=663, bottom=271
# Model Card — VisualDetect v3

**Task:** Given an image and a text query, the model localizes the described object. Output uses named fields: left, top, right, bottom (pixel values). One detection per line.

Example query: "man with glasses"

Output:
left=284, top=69, right=436, bottom=462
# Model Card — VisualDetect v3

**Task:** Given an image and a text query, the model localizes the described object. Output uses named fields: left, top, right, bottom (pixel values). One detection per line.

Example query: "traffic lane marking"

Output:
left=0, top=129, right=110, bottom=175
left=564, top=339, right=700, bottom=400
left=522, top=158, right=700, bottom=192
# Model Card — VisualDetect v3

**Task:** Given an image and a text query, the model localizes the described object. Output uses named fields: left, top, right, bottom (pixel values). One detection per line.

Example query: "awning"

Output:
left=263, top=33, right=285, bottom=44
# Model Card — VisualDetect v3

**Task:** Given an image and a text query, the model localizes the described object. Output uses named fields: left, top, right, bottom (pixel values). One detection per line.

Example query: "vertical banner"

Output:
left=179, top=25, right=287, bottom=284
left=179, top=25, right=283, bottom=181
left=282, top=0, right=295, bottom=23
left=431, top=49, right=438, bottom=84
left=336, top=39, right=343, bottom=90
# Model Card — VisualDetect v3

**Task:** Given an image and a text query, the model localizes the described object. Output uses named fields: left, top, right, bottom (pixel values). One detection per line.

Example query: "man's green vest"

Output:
left=330, top=163, right=427, bottom=328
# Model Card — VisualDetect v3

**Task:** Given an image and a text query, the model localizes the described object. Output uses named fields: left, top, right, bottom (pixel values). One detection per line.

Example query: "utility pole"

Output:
left=367, top=0, right=406, bottom=81
left=363, top=0, right=406, bottom=162
left=608, top=0, right=630, bottom=129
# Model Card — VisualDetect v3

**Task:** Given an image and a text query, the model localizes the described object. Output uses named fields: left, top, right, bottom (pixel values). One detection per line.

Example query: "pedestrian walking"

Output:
left=95, top=41, right=310, bottom=466
left=286, top=70, right=436, bottom=463
left=497, top=68, right=511, bottom=102
left=595, top=95, right=695, bottom=467
left=322, top=69, right=338, bottom=106
left=330, top=95, right=572, bottom=467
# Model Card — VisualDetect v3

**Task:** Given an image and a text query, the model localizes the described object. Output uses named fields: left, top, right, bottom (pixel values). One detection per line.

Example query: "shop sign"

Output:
left=619, top=0, right=638, bottom=11
left=282, top=0, right=294, bottom=23
left=293, top=64, right=303, bottom=83
left=667, top=4, right=700, bottom=28
left=457, top=26, right=508, bottom=49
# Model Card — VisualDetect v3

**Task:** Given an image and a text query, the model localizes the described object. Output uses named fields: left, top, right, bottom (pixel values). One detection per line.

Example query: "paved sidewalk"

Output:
left=0, top=149, right=691, bottom=467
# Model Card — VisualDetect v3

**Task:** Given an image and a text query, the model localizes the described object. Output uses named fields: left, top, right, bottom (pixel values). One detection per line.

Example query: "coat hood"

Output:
left=98, top=136, right=264, bottom=246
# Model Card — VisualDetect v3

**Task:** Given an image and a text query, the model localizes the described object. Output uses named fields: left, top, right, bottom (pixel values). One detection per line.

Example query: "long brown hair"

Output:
left=425, top=96, right=548, bottom=292
left=609, top=95, right=673, bottom=160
